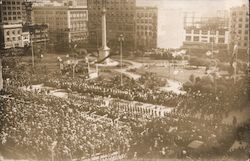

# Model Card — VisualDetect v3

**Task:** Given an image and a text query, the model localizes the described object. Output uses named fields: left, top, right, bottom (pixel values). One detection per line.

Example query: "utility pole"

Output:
left=118, top=34, right=124, bottom=86
left=0, top=57, right=3, bottom=91
left=31, top=35, right=35, bottom=68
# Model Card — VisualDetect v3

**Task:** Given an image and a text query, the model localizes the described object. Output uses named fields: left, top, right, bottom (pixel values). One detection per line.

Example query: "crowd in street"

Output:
left=0, top=60, right=249, bottom=160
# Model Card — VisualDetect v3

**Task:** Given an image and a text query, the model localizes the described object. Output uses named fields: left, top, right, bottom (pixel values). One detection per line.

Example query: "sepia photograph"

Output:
left=0, top=0, right=249, bottom=160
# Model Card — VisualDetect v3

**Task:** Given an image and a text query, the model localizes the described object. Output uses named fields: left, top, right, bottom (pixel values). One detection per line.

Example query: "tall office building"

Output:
left=87, top=0, right=136, bottom=50
left=0, top=0, right=24, bottom=49
left=33, top=5, right=88, bottom=50
left=135, top=6, right=157, bottom=50
left=229, top=4, right=249, bottom=52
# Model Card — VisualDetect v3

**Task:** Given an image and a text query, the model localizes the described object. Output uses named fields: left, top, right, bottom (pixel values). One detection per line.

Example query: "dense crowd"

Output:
left=0, top=58, right=249, bottom=160
left=0, top=90, right=132, bottom=160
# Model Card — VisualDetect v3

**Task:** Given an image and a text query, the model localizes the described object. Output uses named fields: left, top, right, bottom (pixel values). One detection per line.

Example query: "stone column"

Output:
left=98, top=4, right=110, bottom=64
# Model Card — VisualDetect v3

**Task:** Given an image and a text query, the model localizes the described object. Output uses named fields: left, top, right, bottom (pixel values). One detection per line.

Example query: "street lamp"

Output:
left=29, top=32, right=35, bottom=68
left=118, top=34, right=124, bottom=86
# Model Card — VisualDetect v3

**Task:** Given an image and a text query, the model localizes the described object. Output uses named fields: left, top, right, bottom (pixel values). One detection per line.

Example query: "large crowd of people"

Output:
left=0, top=90, right=132, bottom=160
left=0, top=57, right=249, bottom=160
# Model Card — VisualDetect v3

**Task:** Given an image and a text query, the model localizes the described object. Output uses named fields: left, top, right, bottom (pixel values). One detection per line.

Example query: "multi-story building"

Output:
left=0, top=23, right=23, bottom=48
left=0, top=0, right=24, bottom=49
left=87, top=0, right=136, bottom=50
left=32, top=5, right=88, bottom=50
left=135, top=6, right=157, bottom=50
left=182, top=12, right=229, bottom=51
left=64, top=0, right=87, bottom=7
left=0, top=0, right=23, bottom=24
left=229, top=4, right=249, bottom=52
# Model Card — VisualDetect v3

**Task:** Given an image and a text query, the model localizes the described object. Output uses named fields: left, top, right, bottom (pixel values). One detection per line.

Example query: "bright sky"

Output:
left=137, top=0, right=249, bottom=48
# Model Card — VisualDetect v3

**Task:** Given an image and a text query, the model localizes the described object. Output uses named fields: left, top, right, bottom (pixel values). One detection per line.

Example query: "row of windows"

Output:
left=6, top=36, right=22, bottom=42
left=137, top=25, right=155, bottom=30
left=2, top=16, right=22, bottom=21
left=5, top=30, right=21, bottom=35
left=2, top=1, right=21, bottom=5
left=89, top=12, right=134, bottom=17
left=231, top=30, right=249, bottom=34
left=137, top=31, right=156, bottom=37
left=136, top=19, right=156, bottom=24
left=231, top=11, right=249, bottom=17
left=136, top=12, right=157, bottom=18
left=90, top=0, right=134, bottom=6
left=231, top=17, right=249, bottom=22
left=186, top=36, right=226, bottom=43
left=3, top=11, right=22, bottom=15
left=236, top=23, right=249, bottom=28
left=2, top=6, right=22, bottom=10
left=186, top=29, right=226, bottom=35
left=90, top=6, right=135, bottom=11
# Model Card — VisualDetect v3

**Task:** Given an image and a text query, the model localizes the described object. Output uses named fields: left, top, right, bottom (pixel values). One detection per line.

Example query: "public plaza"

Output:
left=0, top=0, right=250, bottom=161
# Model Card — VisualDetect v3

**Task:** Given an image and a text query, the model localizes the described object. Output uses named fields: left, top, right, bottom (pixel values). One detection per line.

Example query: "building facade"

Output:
left=229, top=5, right=249, bottom=52
left=0, top=0, right=23, bottom=24
left=182, top=12, right=229, bottom=51
left=0, top=0, right=24, bottom=49
left=135, top=6, right=157, bottom=50
left=65, top=0, right=87, bottom=7
left=32, top=5, right=88, bottom=50
left=87, top=0, right=136, bottom=50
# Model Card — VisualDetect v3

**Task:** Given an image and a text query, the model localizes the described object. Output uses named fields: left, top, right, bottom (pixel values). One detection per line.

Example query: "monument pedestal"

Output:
left=98, top=46, right=110, bottom=64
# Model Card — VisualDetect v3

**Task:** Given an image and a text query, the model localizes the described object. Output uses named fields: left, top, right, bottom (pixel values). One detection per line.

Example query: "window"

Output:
left=219, top=30, right=225, bottom=35
left=194, top=30, right=199, bottom=34
left=186, top=36, right=191, bottom=41
left=218, top=38, right=225, bottom=43
left=194, top=36, right=199, bottom=41
left=201, top=30, right=208, bottom=35
left=245, top=30, right=248, bottom=34
left=186, top=29, right=191, bottom=34
left=238, top=24, right=242, bottom=28
left=210, top=30, right=216, bottom=35
left=210, top=37, right=214, bottom=43
left=6, top=31, right=10, bottom=35
left=238, top=30, right=242, bottom=34
left=245, top=24, right=249, bottom=28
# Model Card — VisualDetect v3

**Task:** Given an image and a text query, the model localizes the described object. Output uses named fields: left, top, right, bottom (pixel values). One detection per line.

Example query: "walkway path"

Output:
left=114, top=60, right=142, bottom=80
left=160, top=79, right=186, bottom=95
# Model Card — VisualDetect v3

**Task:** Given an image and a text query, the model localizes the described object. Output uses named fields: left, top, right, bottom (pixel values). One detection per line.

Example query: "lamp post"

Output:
left=233, top=43, right=238, bottom=84
left=118, top=34, right=124, bottom=86
left=30, top=32, right=35, bottom=68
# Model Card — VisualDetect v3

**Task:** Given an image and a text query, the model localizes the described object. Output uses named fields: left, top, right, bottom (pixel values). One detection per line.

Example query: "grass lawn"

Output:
left=133, top=65, right=206, bottom=83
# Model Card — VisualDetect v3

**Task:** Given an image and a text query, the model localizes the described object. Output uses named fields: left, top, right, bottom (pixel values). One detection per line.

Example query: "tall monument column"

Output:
left=98, top=0, right=110, bottom=64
